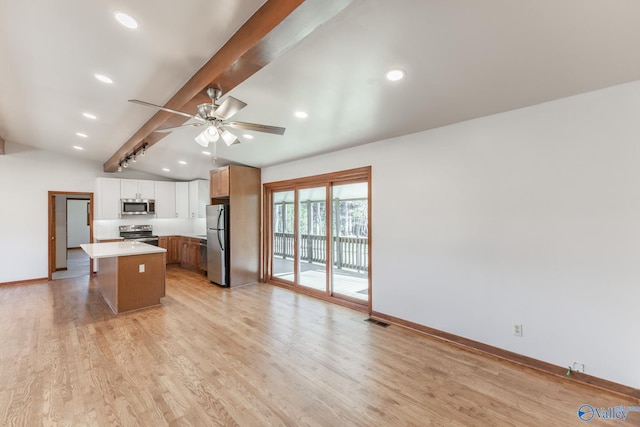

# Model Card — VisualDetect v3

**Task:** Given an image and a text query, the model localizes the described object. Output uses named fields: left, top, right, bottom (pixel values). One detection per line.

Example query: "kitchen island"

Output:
left=81, top=241, right=167, bottom=314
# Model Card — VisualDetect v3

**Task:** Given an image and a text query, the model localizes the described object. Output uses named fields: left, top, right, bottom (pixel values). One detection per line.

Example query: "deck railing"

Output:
left=273, top=232, right=368, bottom=272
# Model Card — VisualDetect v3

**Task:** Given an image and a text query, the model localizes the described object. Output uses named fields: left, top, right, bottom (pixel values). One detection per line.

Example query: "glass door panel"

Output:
left=331, top=182, right=369, bottom=301
left=271, top=190, right=295, bottom=282
left=297, top=186, right=327, bottom=292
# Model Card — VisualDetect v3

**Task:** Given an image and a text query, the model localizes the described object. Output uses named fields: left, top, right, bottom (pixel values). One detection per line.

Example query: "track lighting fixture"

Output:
left=116, top=143, right=148, bottom=172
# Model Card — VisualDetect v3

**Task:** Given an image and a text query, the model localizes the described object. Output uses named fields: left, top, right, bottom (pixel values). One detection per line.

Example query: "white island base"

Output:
left=81, top=242, right=167, bottom=314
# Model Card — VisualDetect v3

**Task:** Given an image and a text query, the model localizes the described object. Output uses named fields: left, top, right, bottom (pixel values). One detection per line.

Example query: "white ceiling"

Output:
left=2, top=0, right=640, bottom=181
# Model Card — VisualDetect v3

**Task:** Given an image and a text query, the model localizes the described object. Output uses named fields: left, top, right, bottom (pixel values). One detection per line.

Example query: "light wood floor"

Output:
left=0, top=267, right=636, bottom=426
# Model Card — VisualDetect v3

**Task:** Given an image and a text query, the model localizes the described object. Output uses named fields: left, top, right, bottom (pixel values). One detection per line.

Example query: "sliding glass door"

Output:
left=331, top=182, right=368, bottom=300
left=297, top=186, right=328, bottom=292
left=271, top=190, right=295, bottom=282
left=265, top=167, right=371, bottom=310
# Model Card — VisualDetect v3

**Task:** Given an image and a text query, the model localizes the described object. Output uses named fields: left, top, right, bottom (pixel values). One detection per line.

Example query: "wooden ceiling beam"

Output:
left=104, top=0, right=353, bottom=172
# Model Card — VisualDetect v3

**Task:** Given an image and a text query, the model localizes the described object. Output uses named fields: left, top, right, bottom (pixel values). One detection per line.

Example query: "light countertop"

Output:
left=81, top=242, right=167, bottom=259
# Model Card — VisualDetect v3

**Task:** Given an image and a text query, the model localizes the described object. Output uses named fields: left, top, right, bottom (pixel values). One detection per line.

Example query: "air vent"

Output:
left=365, top=318, right=389, bottom=328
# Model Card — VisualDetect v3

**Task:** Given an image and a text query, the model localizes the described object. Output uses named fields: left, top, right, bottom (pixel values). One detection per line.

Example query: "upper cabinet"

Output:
left=210, top=167, right=230, bottom=198
left=94, top=177, right=208, bottom=221
left=176, top=182, right=190, bottom=219
left=121, top=180, right=155, bottom=199
left=154, top=181, right=177, bottom=218
left=188, top=179, right=209, bottom=218
left=95, top=178, right=121, bottom=220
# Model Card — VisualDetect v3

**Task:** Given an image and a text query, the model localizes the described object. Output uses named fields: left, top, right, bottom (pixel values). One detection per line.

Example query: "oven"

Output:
left=119, top=225, right=158, bottom=246
left=127, top=237, right=159, bottom=246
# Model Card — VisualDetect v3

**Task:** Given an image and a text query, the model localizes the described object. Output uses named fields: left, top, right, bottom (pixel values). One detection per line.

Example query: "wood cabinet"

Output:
left=209, top=165, right=261, bottom=287
left=168, top=236, right=180, bottom=264
left=158, top=236, right=180, bottom=264
left=210, top=167, right=230, bottom=198
left=179, top=237, right=200, bottom=271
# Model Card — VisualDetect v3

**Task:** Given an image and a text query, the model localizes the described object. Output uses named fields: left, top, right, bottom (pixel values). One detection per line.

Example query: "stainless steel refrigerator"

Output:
left=206, top=203, right=229, bottom=286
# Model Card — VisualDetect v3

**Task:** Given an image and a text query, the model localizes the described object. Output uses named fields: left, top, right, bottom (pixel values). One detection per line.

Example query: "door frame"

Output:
left=48, top=191, right=94, bottom=280
left=263, top=167, right=372, bottom=314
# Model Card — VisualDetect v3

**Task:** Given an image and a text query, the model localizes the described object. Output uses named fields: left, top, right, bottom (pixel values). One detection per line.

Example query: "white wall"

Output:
left=262, top=81, right=640, bottom=389
left=0, top=143, right=169, bottom=283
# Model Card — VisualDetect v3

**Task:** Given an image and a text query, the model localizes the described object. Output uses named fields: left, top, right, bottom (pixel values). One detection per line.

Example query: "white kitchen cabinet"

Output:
left=154, top=181, right=177, bottom=218
left=176, top=182, right=190, bottom=219
left=189, top=179, right=210, bottom=218
left=95, top=178, right=121, bottom=220
left=121, top=179, right=155, bottom=199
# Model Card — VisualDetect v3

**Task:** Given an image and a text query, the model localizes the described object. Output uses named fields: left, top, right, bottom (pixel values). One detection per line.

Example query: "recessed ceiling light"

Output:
left=82, top=112, right=97, bottom=120
left=73, top=146, right=83, bottom=150
left=115, top=12, right=138, bottom=29
left=385, top=68, right=405, bottom=81
left=178, top=161, right=187, bottom=165
left=202, top=151, right=211, bottom=156
left=243, top=134, right=254, bottom=139
left=294, top=111, right=308, bottom=119
left=94, top=73, right=113, bottom=84
left=162, top=168, right=170, bottom=172
left=76, top=132, right=88, bottom=138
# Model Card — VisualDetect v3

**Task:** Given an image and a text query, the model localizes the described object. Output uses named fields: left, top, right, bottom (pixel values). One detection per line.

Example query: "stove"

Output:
left=119, top=225, right=159, bottom=246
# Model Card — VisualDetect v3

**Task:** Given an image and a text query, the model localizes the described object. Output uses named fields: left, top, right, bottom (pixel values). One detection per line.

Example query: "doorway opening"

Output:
left=48, top=191, right=94, bottom=280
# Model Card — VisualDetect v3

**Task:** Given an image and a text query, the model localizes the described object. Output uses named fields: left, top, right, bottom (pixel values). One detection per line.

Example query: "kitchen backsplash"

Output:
left=94, top=217, right=206, bottom=239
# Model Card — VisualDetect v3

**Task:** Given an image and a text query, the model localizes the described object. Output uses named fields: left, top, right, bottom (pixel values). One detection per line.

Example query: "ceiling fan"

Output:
left=129, top=87, right=285, bottom=157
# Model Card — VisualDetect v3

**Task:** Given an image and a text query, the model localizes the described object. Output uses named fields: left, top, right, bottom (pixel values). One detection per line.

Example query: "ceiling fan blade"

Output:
left=155, top=122, right=205, bottom=133
left=129, top=99, right=203, bottom=121
left=214, top=96, right=247, bottom=120
left=226, top=121, right=286, bottom=135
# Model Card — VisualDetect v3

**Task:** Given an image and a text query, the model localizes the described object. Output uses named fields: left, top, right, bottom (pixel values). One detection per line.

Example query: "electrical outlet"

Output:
left=572, top=362, right=585, bottom=373
left=513, top=323, right=523, bottom=337
left=139, top=264, right=145, bottom=273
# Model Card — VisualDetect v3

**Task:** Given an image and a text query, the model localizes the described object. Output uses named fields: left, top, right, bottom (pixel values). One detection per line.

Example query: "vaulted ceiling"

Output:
left=1, top=0, right=640, bottom=180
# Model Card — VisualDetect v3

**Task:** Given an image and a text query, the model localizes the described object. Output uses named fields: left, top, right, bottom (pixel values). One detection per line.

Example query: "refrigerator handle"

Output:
left=217, top=229, right=224, bottom=251
left=217, top=207, right=224, bottom=230
left=217, top=207, right=225, bottom=250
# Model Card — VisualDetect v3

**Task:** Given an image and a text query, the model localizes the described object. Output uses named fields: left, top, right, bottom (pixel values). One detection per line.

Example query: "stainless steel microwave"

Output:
left=121, top=199, right=155, bottom=215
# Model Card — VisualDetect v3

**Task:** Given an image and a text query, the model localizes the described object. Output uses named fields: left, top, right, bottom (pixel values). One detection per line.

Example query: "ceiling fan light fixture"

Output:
left=206, top=126, right=219, bottom=140
left=194, top=131, right=210, bottom=147
left=220, top=128, right=238, bottom=146
left=195, top=125, right=220, bottom=147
